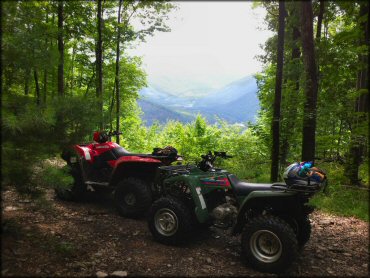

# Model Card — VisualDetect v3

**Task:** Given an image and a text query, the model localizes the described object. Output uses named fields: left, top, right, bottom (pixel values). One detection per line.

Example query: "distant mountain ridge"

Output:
left=138, top=75, right=259, bottom=125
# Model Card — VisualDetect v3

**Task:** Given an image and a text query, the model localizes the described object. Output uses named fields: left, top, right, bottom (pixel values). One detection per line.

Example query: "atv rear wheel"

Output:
left=241, top=215, right=298, bottom=273
left=148, top=196, right=193, bottom=245
left=55, top=167, right=86, bottom=201
left=114, top=178, right=152, bottom=218
left=297, top=216, right=311, bottom=247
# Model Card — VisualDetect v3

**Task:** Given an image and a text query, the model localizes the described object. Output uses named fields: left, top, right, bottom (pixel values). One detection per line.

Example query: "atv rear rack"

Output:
left=272, top=180, right=326, bottom=196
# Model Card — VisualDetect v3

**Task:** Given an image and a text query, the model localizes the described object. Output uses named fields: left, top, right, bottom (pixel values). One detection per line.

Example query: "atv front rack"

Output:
left=158, top=165, right=195, bottom=176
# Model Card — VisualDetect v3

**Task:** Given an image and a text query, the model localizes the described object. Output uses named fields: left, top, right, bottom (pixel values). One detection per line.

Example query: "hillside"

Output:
left=137, top=99, right=193, bottom=126
left=138, top=75, right=259, bottom=125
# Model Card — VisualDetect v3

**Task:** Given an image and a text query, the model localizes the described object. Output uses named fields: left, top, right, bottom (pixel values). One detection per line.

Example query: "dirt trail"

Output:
left=2, top=189, right=369, bottom=277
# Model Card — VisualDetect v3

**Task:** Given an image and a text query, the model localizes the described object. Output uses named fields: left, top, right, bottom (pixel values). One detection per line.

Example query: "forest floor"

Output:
left=2, top=188, right=369, bottom=277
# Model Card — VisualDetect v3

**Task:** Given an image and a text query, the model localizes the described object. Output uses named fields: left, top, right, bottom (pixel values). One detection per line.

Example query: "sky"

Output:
left=127, top=1, right=272, bottom=91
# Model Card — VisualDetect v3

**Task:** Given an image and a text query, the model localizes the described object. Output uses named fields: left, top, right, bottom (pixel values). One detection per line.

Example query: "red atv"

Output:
left=57, top=131, right=181, bottom=218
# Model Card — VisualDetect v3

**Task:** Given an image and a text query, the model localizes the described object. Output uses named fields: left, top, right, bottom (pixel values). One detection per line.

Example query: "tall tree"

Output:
left=96, top=0, right=104, bottom=129
left=316, top=0, right=324, bottom=40
left=43, top=8, right=49, bottom=105
left=345, top=2, right=369, bottom=186
left=300, top=0, right=318, bottom=162
left=58, top=0, right=64, bottom=97
left=34, top=69, right=41, bottom=106
left=279, top=21, right=301, bottom=168
left=115, top=0, right=123, bottom=143
left=270, top=0, right=286, bottom=182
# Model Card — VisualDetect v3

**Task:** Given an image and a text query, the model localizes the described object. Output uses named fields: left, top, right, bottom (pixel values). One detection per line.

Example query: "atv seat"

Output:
left=228, top=174, right=284, bottom=196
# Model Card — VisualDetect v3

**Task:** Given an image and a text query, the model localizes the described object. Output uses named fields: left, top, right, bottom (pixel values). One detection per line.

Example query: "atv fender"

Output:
left=232, top=190, right=296, bottom=235
left=162, top=175, right=210, bottom=224
left=109, top=158, right=162, bottom=187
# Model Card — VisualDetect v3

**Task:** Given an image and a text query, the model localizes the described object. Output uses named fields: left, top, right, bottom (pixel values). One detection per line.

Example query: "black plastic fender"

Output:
left=232, top=190, right=298, bottom=235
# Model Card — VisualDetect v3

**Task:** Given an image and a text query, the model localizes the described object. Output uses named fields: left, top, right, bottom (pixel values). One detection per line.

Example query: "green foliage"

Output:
left=118, top=115, right=269, bottom=182
left=309, top=162, right=369, bottom=221
left=310, top=184, right=369, bottom=222
left=1, top=0, right=368, bottom=223
left=1, top=0, right=174, bottom=195
left=38, top=165, right=73, bottom=190
left=254, top=1, right=368, bottom=182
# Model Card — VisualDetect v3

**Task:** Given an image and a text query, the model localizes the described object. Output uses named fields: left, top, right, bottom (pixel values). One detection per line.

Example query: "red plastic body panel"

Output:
left=200, top=177, right=231, bottom=187
left=115, top=156, right=162, bottom=165
left=74, top=142, right=120, bottom=164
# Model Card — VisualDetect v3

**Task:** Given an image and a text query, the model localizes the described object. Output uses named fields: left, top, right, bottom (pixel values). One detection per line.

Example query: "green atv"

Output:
left=147, top=152, right=327, bottom=273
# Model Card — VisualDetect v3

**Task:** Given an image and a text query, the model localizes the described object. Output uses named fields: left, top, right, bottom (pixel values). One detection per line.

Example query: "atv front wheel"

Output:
left=114, top=178, right=152, bottom=218
left=241, top=215, right=298, bottom=273
left=148, top=196, right=193, bottom=245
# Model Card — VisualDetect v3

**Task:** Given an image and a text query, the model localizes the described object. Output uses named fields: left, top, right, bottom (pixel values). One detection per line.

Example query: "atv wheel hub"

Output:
left=250, top=230, right=282, bottom=263
left=124, top=193, right=136, bottom=206
left=154, top=208, right=178, bottom=236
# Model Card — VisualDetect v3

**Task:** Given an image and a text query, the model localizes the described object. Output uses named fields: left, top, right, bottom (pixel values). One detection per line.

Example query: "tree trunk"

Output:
left=43, top=69, right=47, bottom=104
left=85, top=68, right=96, bottom=97
left=24, top=67, right=30, bottom=95
left=316, top=0, right=324, bottom=40
left=270, top=0, right=286, bottom=182
left=34, top=69, right=40, bottom=106
left=109, top=82, right=116, bottom=131
left=70, top=46, right=76, bottom=96
left=51, top=12, right=55, bottom=99
left=345, top=3, right=369, bottom=186
left=279, top=25, right=301, bottom=168
left=300, top=0, right=318, bottom=162
left=57, top=0, right=64, bottom=97
left=315, top=0, right=324, bottom=102
left=43, top=7, right=49, bottom=105
left=115, top=0, right=123, bottom=143
left=96, top=0, right=104, bottom=129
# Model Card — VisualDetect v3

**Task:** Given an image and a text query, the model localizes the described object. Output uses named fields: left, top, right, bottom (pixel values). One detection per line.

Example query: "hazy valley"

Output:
left=138, top=75, right=259, bottom=126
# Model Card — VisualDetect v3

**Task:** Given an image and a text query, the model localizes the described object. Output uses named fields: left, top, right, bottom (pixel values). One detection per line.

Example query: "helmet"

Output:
left=283, top=161, right=324, bottom=186
left=93, top=131, right=108, bottom=143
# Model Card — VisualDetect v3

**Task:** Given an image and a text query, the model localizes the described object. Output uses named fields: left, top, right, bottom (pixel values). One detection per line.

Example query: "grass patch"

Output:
left=53, top=241, right=76, bottom=256
left=310, top=184, right=369, bottom=221
left=310, top=161, right=369, bottom=221
left=37, top=234, right=76, bottom=256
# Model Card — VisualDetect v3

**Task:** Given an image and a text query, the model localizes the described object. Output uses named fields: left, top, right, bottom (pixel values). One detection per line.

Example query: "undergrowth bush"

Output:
left=309, top=162, right=369, bottom=221
left=38, top=165, right=73, bottom=190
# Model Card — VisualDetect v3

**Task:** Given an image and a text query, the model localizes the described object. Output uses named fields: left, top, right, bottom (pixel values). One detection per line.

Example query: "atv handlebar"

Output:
left=199, top=151, right=233, bottom=171
left=214, top=151, right=233, bottom=159
left=107, top=131, right=122, bottom=137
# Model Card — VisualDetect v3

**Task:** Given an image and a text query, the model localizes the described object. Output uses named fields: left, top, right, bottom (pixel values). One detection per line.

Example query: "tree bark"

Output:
left=96, top=0, right=104, bottom=129
left=316, top=0, right=324, bottom=40
left=115, top=0, right=123, bottom=143
left=34, top=69, right=40, bottom=106
left=43, top=69, right=47, bottom=104
left=345, top=3, right=369, bottom=186
left=70, top=46, right=76, bottom=96
left=43, top=10, right=49, bottom=105
left=57, top=0, right=64, bottom=97
left=270, top=0, right=286, bottom=182
left=51, top=12, right=55, bottom=99
left=24, top=67, right=30, bottom=95
left=300, top=0, right=318, bottom=162
left=279, top=26, right=301, bottom=168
